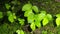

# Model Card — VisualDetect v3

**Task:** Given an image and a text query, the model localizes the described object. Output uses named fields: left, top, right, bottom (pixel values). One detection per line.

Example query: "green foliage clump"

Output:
left=56, top=14, right=60, bottom=26
left=5, top=4, right=11, bottom=10
left=22, top=3, right=53, bottom=31
left=7, top=11, right=16, bottom=23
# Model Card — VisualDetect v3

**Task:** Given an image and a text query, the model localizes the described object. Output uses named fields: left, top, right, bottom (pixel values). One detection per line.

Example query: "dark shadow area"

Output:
left=53, top=16, right=57, bottom=27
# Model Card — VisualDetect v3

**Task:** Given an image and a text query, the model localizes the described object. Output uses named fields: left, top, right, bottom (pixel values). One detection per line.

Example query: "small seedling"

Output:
left=7, top=11, right=16, bottom=23
left=18, top=18, right=25, bottom=25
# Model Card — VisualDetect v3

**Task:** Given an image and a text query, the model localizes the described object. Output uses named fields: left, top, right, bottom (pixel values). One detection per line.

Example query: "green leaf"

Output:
left=30, top=22, right=36, bottom=31
left=16, top=30, right=20, bottom=34
left=34, top=15, right=41, bottom=28
left=7, top=11, right=12, bottom=16
left=5, top=4, right=11, bottom=9
left=27, top=17, right=34, bottom=23
left=22, top=4, right=32, bottom=11
left=46, top=14, right=52, bottom=20
left=35, top=20, right=41, bottom=28
left=38, top=12, right=46, bottom=21
left=8, top=14, right=14, bottom=23
left=13, top=13, right=16, bottom=19
left=16, top=30, right=24, bottom=34
left=24, top=10, right=32, bottom=17
left=24, top=10, right=34, bottom=23
left=0, top=12, right=3, bottom=18
left=32, top=6, right=39, bottom=13
left=18, top=18, right=25, bottom=25
left=56, top=18, right=60, bottom=26
left=56, top=14, right=60, bottom=18
left=42, top=17, right=49, bottom=26
left=27, top=13, right=34, bottom=23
